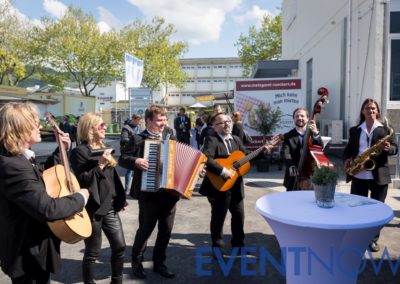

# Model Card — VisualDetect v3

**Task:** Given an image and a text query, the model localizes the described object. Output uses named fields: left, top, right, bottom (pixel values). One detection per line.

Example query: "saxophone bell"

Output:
left=363, top=158, right=376, bottom=171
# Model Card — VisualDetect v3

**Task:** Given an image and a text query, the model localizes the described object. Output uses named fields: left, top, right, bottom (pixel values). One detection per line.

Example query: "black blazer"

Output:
left=174, top=115, right=191, bottom=138
left=118, top=127, right=177, bottom=200
left=70, top=143, right=126, bottom=217
left=282, top=128, right=324, bottom=189
left=199, top=134, right=250, bottom=199
left=232, top=122, right=245, bottom=144
left=0, top=151, right=85, bottom=278
left=343, top=125, right=398, bottom=185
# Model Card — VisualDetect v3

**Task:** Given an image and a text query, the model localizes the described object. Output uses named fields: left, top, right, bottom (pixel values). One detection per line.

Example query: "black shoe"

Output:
left=132, top=262, right=146, bottom=279
left=369, top=241, right=380, bottom=252
left=153, top=264, right=175, bottom=278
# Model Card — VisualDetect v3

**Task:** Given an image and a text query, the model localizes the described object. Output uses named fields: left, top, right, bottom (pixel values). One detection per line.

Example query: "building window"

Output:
left=390, top=12, right=400, bottom=33
left=390, top=39, right=400, bottom=101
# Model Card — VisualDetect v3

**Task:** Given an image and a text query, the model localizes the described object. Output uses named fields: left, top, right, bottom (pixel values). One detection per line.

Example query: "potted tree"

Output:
left=310, top=166, right=339, bottom=208
left=253, top=102, right=283, bottom=172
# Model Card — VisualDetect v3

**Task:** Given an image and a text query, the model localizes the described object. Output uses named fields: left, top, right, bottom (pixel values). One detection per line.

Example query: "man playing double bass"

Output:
left=282, top=107, right=324, bottom=191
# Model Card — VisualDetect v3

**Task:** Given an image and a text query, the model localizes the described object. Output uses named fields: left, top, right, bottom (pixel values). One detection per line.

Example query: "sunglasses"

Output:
left=96, top=122, right=107, bottom=130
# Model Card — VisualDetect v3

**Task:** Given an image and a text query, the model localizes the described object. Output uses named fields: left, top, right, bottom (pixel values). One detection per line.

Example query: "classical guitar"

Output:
left=43, top=113, right=92, bottom=244
left=207, top=134, right=284, bottom=192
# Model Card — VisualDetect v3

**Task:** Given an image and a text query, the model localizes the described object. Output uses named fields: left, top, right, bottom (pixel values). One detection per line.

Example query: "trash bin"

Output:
left=106, top=125, right=113, bottom=133
left=113, top=123, right=120, bottom=133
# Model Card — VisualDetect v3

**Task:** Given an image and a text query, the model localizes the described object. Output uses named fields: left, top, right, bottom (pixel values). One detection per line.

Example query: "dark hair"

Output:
left=132, top=113, right=142, bottom=120
left=210, top=112, right=226, bottom=125
left=179, top=107, right=185, bottom=112
left=145, top=105, right=166, bottom=121
left=359, top=98, right=381, bottom=124
left=292, top=107, right=309, bottom=119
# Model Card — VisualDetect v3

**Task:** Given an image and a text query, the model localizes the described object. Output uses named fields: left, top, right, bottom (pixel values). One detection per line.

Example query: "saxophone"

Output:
left=346, top=128, right=394, bottom=176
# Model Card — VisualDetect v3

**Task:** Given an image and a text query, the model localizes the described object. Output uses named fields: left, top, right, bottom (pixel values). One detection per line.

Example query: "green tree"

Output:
left=0, top=0, right=43, bottom=86
left=37, top=7, right=123, bottom=96
left=120, top=17, right=188, bottom=91
left=253, top=102, right=283, bottom=143
left=235, top=13, right=282, bottom=77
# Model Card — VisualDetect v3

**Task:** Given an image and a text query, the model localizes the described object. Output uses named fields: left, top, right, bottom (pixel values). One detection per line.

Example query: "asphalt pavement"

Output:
left=1, top=140, right=400, bottom=283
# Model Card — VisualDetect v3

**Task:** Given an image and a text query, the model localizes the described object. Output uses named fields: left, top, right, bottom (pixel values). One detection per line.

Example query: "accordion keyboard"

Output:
left=141, top=140, right=161, bottom=191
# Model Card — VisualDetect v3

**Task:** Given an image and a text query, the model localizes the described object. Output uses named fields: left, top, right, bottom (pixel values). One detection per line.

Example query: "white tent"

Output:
left=189, top=102, right=207, bottom=108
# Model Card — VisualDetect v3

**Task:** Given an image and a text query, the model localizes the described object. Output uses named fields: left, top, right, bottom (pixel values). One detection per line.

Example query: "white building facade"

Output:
left=165, top=57, right=244, bottom=108
left=282, top=0, right=400, bottom=137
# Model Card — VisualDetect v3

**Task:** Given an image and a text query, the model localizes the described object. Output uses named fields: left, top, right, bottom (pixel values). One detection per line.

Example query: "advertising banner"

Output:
left=235, top=78, right=303, bottom=147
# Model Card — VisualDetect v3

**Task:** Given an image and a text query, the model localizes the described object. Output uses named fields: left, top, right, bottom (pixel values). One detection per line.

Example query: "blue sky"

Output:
left=10, top=0, right=281, bottom=59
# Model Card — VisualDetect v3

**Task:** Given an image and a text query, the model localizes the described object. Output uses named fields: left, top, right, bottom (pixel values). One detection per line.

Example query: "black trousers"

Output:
left=351, top=177, right=389, bottom=241
left=131, top=193, right=179, bottom=265
left=11, top=270, right=49, bottom=284
left=82, top=209, right=125, bottom=284
left=207, top=192, right=245, bottom=248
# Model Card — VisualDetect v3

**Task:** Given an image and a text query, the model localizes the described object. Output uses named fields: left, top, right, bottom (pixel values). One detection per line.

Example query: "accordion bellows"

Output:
left=141, top=139, right=207, bottom=199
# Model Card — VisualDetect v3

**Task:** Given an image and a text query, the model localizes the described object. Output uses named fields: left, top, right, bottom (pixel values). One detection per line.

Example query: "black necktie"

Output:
left=225, top=139, right=233, bottom=153
left=29, top=156, right=36, bottom=165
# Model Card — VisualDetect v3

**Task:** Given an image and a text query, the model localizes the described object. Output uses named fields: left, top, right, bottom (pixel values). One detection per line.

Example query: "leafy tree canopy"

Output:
left=235, top=13, right=282, bottom=77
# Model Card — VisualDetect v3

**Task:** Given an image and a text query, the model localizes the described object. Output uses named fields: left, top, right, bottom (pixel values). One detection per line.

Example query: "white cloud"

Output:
left=97, top=21, right=111, bottom=33
left=43, top=0, right=68, bottom=19
left=97, top=6, right=121, bottom=30
left=127, top=0, right=242, bottom=45
left=233, top=5, right=273, bottom=28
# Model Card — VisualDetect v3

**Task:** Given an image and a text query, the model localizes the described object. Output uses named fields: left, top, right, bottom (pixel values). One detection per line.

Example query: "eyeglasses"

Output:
left=96, top=122, right=106, bottom=130
left=214, top=120, right=232, bottom=126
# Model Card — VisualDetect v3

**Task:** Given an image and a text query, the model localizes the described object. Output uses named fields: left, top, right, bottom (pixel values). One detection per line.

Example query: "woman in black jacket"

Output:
left=71, top=112, right=127, bottom=284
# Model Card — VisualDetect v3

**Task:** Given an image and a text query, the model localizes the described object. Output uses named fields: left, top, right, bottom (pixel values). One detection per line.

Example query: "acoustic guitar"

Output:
left=43, top=113, right=92, bottom=244
left=207, top=134, right=283, bottom=192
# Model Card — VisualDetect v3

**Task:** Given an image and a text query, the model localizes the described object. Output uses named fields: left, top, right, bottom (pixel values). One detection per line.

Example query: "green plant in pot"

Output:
left=311, top=166, right=339, bottom=208
left=253, top=102, right=283, bottom=172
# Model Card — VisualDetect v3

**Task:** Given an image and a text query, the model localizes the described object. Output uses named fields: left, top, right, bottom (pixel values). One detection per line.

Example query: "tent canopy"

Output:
left=189, top=102, right=207, bottom=108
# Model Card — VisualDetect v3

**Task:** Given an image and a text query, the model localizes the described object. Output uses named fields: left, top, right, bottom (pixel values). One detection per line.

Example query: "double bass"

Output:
left=293, top=87, right=335, bottom=190
left=43, top=113, right=92, bottom=243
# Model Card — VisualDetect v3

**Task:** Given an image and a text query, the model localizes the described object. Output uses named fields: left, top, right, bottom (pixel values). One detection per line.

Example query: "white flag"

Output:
left=125, top=53, right=144, bottom=88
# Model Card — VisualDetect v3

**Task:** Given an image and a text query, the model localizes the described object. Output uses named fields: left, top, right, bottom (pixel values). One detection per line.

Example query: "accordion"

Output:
left=141, top=139, right=207, bottom=199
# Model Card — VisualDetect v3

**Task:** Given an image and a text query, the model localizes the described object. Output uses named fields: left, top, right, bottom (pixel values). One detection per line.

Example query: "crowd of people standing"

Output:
left=0, top=100, right=398, bottom=283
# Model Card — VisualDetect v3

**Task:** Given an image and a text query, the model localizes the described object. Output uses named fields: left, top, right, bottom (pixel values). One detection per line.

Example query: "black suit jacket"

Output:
left=174, top=115, right=191, bottom=138
left=70, top=143, right=126, bottom=217
left=118, top=127, right=177, bottom=200
left=282, top=128, right=324, bottom=189
left=343, top=125, right=398, bottom=185
left=0, top=150, right=85, bottom=278
left=199, top=134, right=249, bottom=199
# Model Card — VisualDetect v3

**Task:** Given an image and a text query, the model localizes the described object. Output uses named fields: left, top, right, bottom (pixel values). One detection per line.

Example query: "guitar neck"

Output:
left=235, top=146, right=266, bottom=168
left=46, top=113, right=75, bottom=192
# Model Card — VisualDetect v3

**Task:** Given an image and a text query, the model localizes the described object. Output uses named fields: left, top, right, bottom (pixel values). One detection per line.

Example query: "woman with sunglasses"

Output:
left=70, top=112, right=127, bottom=284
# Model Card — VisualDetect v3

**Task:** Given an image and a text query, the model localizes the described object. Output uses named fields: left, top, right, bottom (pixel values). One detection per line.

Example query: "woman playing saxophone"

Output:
left=343, top=98, right=398, bottom=252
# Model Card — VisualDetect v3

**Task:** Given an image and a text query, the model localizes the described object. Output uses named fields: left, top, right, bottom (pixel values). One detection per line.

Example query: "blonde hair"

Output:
left=77, top=112, right=116, bottom=166
left=0, top=102, right=40, bottom=155
left=77, top=112, right=104, bottom=146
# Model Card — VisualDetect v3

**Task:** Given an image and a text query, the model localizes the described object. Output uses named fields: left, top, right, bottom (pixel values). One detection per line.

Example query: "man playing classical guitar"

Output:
left=199, top=112, right=274, bottom=256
